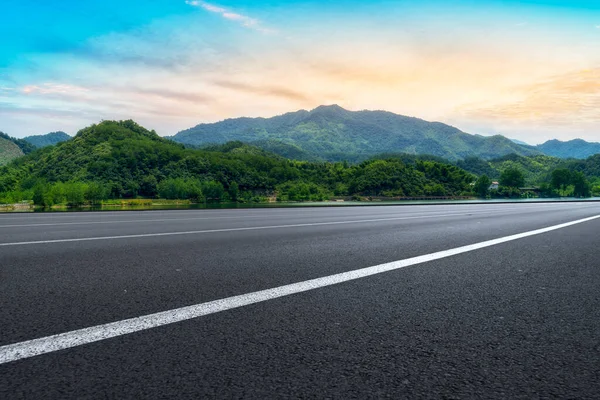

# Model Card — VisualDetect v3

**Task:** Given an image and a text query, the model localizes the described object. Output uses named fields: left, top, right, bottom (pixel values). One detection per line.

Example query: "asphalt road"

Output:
left=1, top=203, right=600, bottom=399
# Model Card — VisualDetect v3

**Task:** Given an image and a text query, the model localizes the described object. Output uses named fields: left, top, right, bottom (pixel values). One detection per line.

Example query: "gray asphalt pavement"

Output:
left=1, top=203, right=600, bottom=398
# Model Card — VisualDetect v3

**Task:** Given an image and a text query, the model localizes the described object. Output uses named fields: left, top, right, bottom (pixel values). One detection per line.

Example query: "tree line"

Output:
left=0, top=120, right=597, bottom=207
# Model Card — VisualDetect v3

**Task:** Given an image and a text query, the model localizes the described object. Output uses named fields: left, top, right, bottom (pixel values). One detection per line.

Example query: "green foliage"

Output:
left=537, top=139, right=600, bottom=159
left=158, top=178, right=203, bottom=201
left=64, top=182, right=87, bottom=206
left=228, top=181, right=239, bottom=201
left=0, top=131, right=36, bottom=155
left=571, top=172, right=591, bottom=197
left=23, top=132, right=71, bottom=148
left=474, top=175, right=492, bottom=198
left=0, top=120, right=488, bottom=206
left=0, top=136, right=25, bottom=166
left=277, top=182, right=331, bottom=201
left=490, top=186, right=522, bottom=199
left=499, top=167, right=525, bottom=188
left=202, top=181, right=225, bottom=201
left=172, top=105, right=541, bottom=162
left=86, top=182, right=109, bottom=205
left=551, top=169, right=572, bottom=194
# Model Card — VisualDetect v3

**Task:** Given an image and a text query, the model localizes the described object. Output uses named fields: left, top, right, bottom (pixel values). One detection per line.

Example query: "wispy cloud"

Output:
left=21, top=83, right=89, bottom=95
left=213, top=80, right=311, bottom=102
left=456, top=68, right=600, bottom=129
left=186, top=1, right=275, bottom=34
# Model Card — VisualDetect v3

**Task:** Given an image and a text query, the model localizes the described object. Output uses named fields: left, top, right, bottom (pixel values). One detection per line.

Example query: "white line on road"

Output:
left=0, top=211, right=503, bottom=246
left=1, top=214, right=599, bottom=365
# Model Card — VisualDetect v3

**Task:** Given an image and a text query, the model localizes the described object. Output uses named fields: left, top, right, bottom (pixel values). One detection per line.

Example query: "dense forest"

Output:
left=22, top=131, right=71, bottom=148
left=0, top=135, right=24, bottom=166
left=0, top=120, right=477, bottom=207
left=456, top=153, right=600, bottom=196
left=0, top=120, right=598, bottom=208
left=172, top=105, right=541, bottom=162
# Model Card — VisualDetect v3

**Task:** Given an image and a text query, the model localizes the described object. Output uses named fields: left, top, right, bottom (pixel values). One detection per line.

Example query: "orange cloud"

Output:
left=457, top=68, right=600, bottom=127
left=212, top=80, right=312, bottom=102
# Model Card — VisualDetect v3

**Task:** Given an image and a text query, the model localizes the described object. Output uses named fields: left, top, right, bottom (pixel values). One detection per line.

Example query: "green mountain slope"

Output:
left=455, top=153, right=600, bottom=188
left=0, top=131, right=36, bottom=155
left=0, top=136, right=25, bottom=166
left=23, top=131, right=71, bottom=148
left=537, top=139, right=600, bottom=159
left=173, top=105, right=541, bottom=161
left=0, top=120, right=476, bottom=203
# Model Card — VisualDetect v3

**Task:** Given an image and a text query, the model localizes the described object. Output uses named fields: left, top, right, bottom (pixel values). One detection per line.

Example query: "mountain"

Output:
left=0, top=136, right=24, bottom=166
left=510, top=138, right=531, bottom=146
left=0, top=120, right=475, bottom=203
left=0, top=131, right=36, bottom=155
left=23, top=131, right=71, bottom=148
left=537, top=139, right=600, bottom=159
left=172, top=105, right=542, bottom=161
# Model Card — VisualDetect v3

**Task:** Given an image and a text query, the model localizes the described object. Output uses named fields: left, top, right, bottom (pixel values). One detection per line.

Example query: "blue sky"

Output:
left=1, top=0, right=599, bottom=143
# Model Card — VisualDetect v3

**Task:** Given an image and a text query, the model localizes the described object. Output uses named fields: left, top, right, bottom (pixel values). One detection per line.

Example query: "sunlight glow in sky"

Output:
left=1, top=0, right=599, bottom=143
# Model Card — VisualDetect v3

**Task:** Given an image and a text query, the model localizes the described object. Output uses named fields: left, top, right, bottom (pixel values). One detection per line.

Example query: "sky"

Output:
left=1, top=0, right=599, bottom=144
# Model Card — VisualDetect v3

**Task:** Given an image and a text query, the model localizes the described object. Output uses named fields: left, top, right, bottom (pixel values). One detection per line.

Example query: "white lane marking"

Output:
left=0, top=210, right=522, bottom=246
left=1, top=214, right=599, bottom=365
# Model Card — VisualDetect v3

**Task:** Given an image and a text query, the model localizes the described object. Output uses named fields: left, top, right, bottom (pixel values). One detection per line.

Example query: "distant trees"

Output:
left=551, top=169, right=572, bottom=194
left=499, top=167, right=525, bottom=188
left=11, top=119, right=599, bottom=208
left=157, top=178, right=203, bottom=201
left=474, top=175, right=492, bottom=198
left=550, top=169, right=591, bottom=197
left=228, top=181, right=239, bottom=202
left=569, top=171, right=591, bottom=197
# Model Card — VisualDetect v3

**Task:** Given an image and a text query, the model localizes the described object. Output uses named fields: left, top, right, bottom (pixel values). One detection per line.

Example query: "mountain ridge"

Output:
left=23, top=131, right=71, bottom=148
left=172, top=105, right=542, bottom=161
left=536, top=139, right=600, bottom=159
left=0, top=136, right=24, bottom=166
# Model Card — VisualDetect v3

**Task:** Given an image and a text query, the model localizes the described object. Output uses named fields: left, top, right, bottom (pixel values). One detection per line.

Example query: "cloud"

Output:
left=0, top=101, right=91, bottom=119
left=213, top=80, right=311, bottom=102
left=21, top=83, right=89, bottom=95
left=456, top=68, right=600, bottom=128
left=186, top=1, right=275, bottom=34
left=130, top=88, right=213, bottom=104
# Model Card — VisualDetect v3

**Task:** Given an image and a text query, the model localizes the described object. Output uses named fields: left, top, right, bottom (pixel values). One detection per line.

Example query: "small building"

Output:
left=489, top=181, right=499, bottom=190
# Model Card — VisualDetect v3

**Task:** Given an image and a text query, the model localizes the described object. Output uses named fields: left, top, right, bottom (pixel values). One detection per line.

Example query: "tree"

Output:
left=474, top=175, right=492, bottom=198
left=140, top=175, right=158, bottom=197
left=64, top=182, right=86, bottom=206
left=202, top=181, right=225, bottom=201
left=499, top=167, right=525, bottom=188
left=228, top=181, right=239, bottom=202
left=571, top=171, right=591, bottom=197
left=85, top=182, right=108, bottom=205
left=551, top=169, right=572, bottom=195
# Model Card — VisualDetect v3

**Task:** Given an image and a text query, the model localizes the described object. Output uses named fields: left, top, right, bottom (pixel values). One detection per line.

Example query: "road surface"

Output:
left=1, top=203, right=600, bottom=398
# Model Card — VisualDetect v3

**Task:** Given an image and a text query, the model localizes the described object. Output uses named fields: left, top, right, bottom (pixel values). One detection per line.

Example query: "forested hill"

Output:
left=537, top=139, right=600, bottom=159
left=23, top=131, right=71, bottom=148
left=456, top=153, right=600, bottom=186
left=0, top=131, right=35, bottom=156
left=172, top=105, right=541, bottom=161
left=0, top=120, right=475, bottom=204
left=0, top=136, right=24, bottom=166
